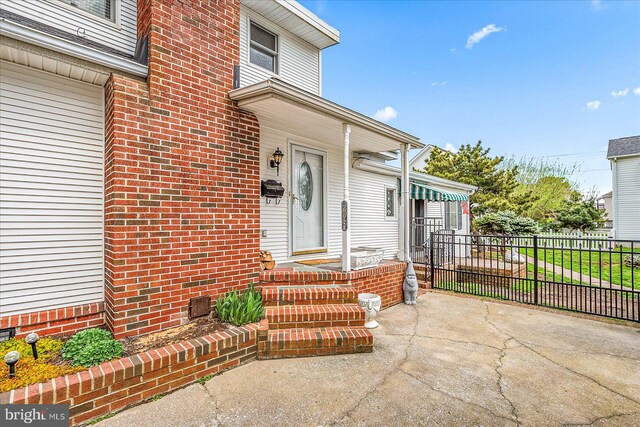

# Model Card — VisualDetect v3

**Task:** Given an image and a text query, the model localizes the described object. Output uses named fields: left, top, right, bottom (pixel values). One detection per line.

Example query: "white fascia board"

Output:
left=0, top=18, right=148, bottom=77
left=229, top=79, right=423, bottom=148
left=277, top=0, right=340, bottom=45
left=606, top=153, right=640, bottom=160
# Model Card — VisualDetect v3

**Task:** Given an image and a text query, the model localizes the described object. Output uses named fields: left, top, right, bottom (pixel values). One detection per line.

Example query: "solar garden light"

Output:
left=26, top=333, right=39, bottom=360
left=4, top=351, right=20, bottom=379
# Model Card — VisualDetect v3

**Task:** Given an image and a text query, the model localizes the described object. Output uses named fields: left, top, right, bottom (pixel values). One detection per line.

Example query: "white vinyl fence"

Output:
left=537, top=231, right=614, bottom=250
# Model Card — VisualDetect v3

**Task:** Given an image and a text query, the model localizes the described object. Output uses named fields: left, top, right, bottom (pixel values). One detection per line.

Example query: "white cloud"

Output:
left=373, top=106, right=397, bottom=122
left=611, top=88, right=629, bottom=97
left=466, top=24, right=504, bottom=49
left=586, top=100, right=601, bottom=111
left=431, top=81, right=448, bottom=87
left=590, top=0, right=606, bottom=11
left=633, top=87, right=640, bottom=96
left=444, top=143, right=458, bottom=153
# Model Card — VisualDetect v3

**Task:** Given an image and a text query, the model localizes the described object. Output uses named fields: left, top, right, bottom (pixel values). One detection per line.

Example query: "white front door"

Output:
left=291, top=145, right=326, bottom=255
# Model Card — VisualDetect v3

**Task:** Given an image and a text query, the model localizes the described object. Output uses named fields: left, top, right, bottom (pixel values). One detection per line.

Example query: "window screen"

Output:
left=58, top=0, right=114, bottom=21
left=250, top=22, right=278, bottom=73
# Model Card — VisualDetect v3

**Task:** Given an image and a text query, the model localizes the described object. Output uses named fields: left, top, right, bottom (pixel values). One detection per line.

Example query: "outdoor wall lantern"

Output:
left=4, top=351, right=19, bottom=379
left=26, top=333, right=39, bottom=360
left=270, top=147, right=284, bottom=176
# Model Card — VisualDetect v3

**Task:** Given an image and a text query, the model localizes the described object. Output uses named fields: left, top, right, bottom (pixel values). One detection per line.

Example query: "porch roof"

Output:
left=229, top=79, right=424, bottom=153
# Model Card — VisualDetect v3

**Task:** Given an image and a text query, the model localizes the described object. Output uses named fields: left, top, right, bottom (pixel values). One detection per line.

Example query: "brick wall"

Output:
left=352, top=262, right=406, bottom=308
left=0, top=303, right=104, bottom=338
left=260, top=261, right=407, bottom=309
left=0, top=324, right=258, bottom=426
left=104, top=0, right=261, bottom=338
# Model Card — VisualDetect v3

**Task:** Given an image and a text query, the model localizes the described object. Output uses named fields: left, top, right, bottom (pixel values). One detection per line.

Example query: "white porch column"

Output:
left=342, top=124, right=352, bottom=272
left=400, top=142, right=410, bottom=261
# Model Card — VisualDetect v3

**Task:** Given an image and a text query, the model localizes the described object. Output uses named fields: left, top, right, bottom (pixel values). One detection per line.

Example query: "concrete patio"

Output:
left=96, top=292, right=640, bottom=427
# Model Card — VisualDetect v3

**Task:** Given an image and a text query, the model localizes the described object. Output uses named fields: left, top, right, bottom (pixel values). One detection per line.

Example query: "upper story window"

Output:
left=57, top=0, right=115, bottom=22
left=250, top=22, right=278, bottom=73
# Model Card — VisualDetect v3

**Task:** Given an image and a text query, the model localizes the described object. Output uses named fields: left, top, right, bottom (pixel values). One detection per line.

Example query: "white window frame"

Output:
left=248, top=20, right=279, bottom=75
left=50, top=0, right=121, bottom=28
left=444, top=201, right=462, bottom=230
left=384, top=186, right=397, bottom=220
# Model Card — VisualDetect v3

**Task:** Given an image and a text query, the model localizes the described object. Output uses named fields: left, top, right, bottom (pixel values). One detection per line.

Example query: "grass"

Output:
left=521, top=248, right=640, bottom=290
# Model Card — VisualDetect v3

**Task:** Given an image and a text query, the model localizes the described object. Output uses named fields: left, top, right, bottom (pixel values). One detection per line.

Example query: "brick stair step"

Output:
left=261, top=285, right=357, bottom=306
left=265, top=304, right=365, bottom=329
left=259, top=326, right=373, bottom=359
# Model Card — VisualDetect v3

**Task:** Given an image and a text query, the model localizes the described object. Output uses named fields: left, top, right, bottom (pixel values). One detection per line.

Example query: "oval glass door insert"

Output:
left=299, top=161, right=313, bottom=211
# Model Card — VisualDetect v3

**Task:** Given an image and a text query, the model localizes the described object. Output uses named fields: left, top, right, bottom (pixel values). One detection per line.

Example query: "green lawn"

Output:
left=521, top=248, right=640, bottom=290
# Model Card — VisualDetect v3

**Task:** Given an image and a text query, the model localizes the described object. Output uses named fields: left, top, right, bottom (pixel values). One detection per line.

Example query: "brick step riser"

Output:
left=258, top=345, right=373, bottom=359
left=263, top=298, right=358, bottom=306
left=267, top=319, right=365, bottom=329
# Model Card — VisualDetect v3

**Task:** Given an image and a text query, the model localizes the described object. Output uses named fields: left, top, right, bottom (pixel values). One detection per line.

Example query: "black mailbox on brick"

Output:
left=261, top=180, right=285, bottom=204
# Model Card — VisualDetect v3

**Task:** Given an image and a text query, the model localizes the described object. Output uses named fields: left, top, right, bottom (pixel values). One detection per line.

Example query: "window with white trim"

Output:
left=58, top=0, right=115, bottom=21
left=444, top=201, right=462, bottom=230
left=385, top=187, right=396, bottom=218
left=250, top=22, right=278, bottom=73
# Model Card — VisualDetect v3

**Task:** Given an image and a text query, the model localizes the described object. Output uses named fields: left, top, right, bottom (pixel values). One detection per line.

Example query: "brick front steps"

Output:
left=0, top=325, right=259, bottom=426
left=258, top=283, right=373, bottom=359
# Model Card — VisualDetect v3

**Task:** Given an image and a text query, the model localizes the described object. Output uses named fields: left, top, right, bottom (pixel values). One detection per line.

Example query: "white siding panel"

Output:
left=259, top=125, right=400, bottom=264
left=2, top=0, right=138, bottom=56
left=615, top=157, right=640, bottom=241
left=240, top=6, right=320, bottom=95
left=0, top=61, right=104, bottom=316
left=350, top=169, right=399, bottom=258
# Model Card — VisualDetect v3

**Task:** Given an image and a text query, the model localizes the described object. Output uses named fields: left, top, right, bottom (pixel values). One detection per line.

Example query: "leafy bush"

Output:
left=474, top=210, right=539, bottom=235
left=62, top=328, right=123, bottom=367
left=0, top=337, right=83, bottom=392
left=216, top=284, right=264, bottom=326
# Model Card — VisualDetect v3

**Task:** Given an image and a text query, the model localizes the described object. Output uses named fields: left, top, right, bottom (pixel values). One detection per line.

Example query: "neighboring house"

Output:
left=596, top=191, right=613, bottom=229
left=0, top=0, right=471, bottom=339
left=607, top=136, right=640, bottom=240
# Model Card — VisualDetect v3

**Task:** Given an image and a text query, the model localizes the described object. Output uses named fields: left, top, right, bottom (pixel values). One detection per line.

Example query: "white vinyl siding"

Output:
left=0, top=61, right=104, bottom=316
left=240, top=6, right=320, bottom=95
left=259, top=126, right=399, bottom=263
left=1, top=0, right=137, bottom=56
left=614, top=157, right=640, bottom=240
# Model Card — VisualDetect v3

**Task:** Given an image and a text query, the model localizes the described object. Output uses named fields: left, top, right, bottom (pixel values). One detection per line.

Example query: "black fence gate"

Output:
left=429, top=233, right=639, bottom=322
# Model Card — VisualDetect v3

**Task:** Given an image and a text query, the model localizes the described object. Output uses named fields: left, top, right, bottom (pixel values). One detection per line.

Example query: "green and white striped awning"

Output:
left=410, top=182, right=468, bottom=201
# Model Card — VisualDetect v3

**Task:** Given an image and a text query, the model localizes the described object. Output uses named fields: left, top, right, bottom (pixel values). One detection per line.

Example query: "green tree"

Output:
left=551, top=193, right=605, bottom=232
left=416, top=141, right=522, bottom=216
left=502, top=157, right=580, bottom=221
left=473, top=211, right=539, bottom=235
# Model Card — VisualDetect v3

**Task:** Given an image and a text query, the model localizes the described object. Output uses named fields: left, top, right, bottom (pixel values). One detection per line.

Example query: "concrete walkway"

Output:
left=96, top=292, right=640, bottom=427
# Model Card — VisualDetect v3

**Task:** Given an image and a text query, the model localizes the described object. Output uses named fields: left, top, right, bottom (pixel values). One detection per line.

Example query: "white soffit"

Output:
left=241, top=0, right=340, bottom=49
left=0, top=44, right=110, bottom=85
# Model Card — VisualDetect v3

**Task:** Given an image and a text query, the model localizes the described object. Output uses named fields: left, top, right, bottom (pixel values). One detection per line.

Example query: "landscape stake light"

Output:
left=270, top=147, right=284, bottom=176
left=4, top=351, right=20, bottom=379
left=26, top=332, right=39, bottom=360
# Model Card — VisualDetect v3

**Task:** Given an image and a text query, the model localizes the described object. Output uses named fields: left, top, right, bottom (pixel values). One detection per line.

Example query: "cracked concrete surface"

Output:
left=95, top=292, right=640, bottom=427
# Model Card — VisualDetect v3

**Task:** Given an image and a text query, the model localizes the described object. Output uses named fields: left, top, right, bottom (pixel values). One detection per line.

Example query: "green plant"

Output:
left=62, top=328, right=123, bottom=367
left=474, top=210, right=539, bottom=235
left=215, top=284, right=265, bottom=326
left=0, top=336, right=63, bottom=362
left=0, top=337, right=84, bottom=392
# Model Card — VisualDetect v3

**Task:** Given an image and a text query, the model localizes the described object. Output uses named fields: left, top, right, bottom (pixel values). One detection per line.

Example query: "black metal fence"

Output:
left=429, top=233, right=639, bottom=322
left=410, top=217, right=445, bottom=264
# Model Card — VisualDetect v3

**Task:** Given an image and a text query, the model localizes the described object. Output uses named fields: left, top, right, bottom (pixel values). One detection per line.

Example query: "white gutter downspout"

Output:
left=400, top=143, right=410, bottom=262
left=342, top=124, right=352, bottom=272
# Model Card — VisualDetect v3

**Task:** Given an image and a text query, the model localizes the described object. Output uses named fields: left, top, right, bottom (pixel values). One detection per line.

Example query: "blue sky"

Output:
left=299, top=0, right=640, bottom=194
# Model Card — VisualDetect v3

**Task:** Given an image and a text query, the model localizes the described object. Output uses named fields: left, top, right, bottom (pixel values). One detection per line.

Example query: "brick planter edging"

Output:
left=0, top=324, right=259, bottom=425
